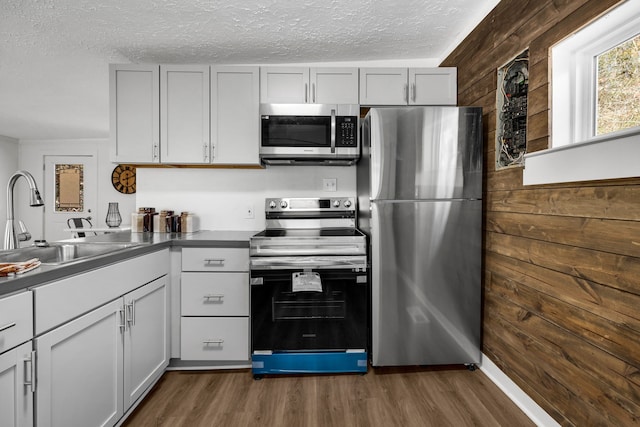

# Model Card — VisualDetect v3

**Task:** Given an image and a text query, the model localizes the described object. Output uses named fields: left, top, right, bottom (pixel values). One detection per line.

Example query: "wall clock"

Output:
left=111, top=164, right=136, bottom=194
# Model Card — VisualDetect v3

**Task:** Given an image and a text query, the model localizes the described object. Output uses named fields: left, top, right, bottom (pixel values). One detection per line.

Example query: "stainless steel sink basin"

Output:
left=0, top=242, right=141, bottom=265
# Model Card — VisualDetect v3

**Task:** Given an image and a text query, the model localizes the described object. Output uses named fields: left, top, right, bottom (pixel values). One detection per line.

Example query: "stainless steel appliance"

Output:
left=357, top=106, right=483, bottom=367
left=250, top=197, right=368, bottom=377
left=259, top=104, right=360, bottom=165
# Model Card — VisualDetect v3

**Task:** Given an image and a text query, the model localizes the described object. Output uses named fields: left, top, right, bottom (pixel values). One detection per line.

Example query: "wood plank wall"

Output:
left=441, top=1, right=640, bottom=425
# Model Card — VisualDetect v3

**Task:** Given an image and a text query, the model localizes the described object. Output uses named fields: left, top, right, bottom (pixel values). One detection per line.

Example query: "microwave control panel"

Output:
left=336, top=116, right=358, bottom=147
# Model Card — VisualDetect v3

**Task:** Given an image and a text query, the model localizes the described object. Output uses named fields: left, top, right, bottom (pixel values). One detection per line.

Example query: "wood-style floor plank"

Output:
left=123, top=367, right=535, bottom=427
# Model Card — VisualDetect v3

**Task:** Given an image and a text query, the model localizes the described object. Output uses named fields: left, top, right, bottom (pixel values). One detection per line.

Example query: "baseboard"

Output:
left=480, top=353, right=560, bottom=427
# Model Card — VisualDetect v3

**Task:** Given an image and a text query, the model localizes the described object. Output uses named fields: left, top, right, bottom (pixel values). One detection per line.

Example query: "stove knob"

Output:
left=269, top=201, right=277, bottom=209
left=344, top=200, right=352, bottom=208
left=280, top=200, right=288, bottom=209
left=333, top=200, right=340, bottom=208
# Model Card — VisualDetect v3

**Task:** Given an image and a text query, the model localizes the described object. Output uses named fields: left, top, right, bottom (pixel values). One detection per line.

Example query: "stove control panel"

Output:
left=265, top=197, right=356, bottom=212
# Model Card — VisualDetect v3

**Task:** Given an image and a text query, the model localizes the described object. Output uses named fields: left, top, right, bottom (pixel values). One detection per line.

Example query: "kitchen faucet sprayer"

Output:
left=4, top=170, right=44, bottom=250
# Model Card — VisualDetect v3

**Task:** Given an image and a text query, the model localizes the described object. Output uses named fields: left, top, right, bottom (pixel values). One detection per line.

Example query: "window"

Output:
left=523, top=0, right=640, bottom=185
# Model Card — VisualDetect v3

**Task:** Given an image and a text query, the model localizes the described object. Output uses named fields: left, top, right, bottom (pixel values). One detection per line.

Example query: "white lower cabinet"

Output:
left=35, top=276, right=168, bottom=427
left=0, top=341, right=34, bottom=427
left=180, top=247, right=250, bottom=364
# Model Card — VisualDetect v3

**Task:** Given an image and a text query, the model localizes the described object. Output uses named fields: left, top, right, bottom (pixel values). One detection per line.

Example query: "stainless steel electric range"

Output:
left=249, top=197, right=368, bottom=378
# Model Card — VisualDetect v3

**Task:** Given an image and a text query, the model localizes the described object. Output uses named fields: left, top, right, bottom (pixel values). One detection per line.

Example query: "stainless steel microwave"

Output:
left=259, top=104, right=360, bottom=165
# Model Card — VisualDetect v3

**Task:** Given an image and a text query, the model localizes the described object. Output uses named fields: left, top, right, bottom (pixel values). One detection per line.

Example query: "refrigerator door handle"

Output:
left=369, top=111, right=383, bottom=199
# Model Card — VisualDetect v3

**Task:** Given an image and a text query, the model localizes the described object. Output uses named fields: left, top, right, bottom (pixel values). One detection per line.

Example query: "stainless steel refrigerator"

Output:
left=357, top=106, right=483, bottom=367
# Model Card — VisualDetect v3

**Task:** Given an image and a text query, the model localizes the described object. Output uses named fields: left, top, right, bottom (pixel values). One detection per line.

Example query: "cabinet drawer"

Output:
left=0, top=291, right=33, bottom=353
left=181, top=248, right=249, bottom=272
left=181, top=273, right=249, bottom=316
left=180, top=317, right=249, bottom=361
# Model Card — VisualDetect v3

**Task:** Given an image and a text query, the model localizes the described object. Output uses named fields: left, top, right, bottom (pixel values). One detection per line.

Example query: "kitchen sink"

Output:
left=0, top=242, right=141, bottom=265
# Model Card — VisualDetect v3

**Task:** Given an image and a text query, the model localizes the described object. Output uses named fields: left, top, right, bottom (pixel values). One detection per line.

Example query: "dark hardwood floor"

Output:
left=123, top=366, right=535, bottom=426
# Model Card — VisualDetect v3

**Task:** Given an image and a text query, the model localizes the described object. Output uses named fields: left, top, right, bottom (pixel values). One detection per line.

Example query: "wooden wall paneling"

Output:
left=487, top=252, right=640, bottom=328
left=487, top=231, right=640, bottom=296
left=444, top=0, right=640, bottom=423
left=484, top=298, right=639, bottom=426
left=486, top=211, right=640, bottom=258
left=487, top=186, right=640, bottom=220
left=482, top=314, right=581, bottom=427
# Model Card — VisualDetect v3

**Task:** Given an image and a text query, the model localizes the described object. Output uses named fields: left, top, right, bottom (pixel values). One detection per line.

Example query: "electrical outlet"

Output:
left=244, top=205, right=254, bottom=219
left=323, top=178, right=337, bottom=192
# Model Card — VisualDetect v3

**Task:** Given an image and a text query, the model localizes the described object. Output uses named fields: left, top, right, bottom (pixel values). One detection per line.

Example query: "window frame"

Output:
left=523, top=0, right=640, bottom=186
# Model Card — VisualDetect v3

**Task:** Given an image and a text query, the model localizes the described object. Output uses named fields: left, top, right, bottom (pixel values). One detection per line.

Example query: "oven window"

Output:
left=262, top=116, right=331, bottom=147
left=251, top=268, right=367, bottom=352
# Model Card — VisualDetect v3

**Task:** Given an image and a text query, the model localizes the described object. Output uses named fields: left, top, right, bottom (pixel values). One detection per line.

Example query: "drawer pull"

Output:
left=204, top=258, right=225, bottom=267
left=203, top=294, right=225, bottom=300
left=203, top=339, right=224, bottom=345
left=0, top=322, right=16, bottom=333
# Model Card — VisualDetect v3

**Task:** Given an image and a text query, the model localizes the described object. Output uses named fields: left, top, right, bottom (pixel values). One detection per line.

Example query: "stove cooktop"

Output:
left=253, top=228, right=365, bottom=238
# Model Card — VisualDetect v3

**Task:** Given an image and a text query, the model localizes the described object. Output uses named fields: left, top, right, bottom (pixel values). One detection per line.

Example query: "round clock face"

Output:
left=111, top=164, right=136, bottom=194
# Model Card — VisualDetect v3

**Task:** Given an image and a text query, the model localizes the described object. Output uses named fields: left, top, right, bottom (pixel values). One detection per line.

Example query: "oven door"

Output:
left=251, top=266, right=367, bottom=353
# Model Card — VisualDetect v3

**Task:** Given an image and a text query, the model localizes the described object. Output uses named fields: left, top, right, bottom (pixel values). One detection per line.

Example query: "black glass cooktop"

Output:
left=253, top=228, right=364, bottom=238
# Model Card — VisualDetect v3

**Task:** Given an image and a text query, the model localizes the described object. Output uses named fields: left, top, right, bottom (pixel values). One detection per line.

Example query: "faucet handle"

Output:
left=16, top=220, right=32, bottom=243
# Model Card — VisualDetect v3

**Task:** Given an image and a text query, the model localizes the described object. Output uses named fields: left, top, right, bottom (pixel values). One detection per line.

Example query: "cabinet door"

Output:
left=110, top=64, right=160, bottom=163
left=35, top=300, right=124, bottom=427
left=260, top=67, right=310, bottom=103
left=123, top=277, right=169, bottom=408
left=359, top=68, right=409, bottom=105
left=310, top=68, right=359, bottom=104
left=211, top=66, right=260, bottom=165
left=409, top=67, right=457, bottom=105
left=161, top=65, right=211, bottom=163
left=0, top=342, right=34, bottom=427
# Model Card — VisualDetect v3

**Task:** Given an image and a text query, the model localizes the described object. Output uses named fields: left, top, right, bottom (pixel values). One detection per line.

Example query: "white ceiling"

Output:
left=0, top=0, right=499, bottom=141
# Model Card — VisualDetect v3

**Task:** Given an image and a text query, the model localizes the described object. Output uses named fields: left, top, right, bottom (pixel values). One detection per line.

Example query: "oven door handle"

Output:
left=250, top=256, right=367, bottom=270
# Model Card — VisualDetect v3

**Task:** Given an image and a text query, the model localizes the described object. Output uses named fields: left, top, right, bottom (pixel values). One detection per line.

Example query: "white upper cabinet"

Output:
left=160, top=65, right=210, bottom=164
left=409, top=68, right=457, bottom=105
left=110, top=64, right=160, bottom=163
left=360, top=67, right=457, bottom=105
left=211, top=66, right=260, bottom=165
left=260, top=67, right=359, bottom=104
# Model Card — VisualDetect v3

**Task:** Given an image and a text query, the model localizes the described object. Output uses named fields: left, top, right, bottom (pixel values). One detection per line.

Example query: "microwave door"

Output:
left=262, top=115, right=331, bottom=148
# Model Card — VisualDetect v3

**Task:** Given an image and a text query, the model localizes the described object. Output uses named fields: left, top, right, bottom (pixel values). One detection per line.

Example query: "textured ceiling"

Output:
left=0, top=0, right=499, bottom=140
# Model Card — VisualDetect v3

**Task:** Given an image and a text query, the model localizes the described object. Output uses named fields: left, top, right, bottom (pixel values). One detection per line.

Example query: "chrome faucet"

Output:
left=4, top=170, right=45, bottom=250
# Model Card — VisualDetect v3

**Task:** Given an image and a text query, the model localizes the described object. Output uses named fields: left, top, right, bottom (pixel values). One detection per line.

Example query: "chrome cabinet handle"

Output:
left=203, top=339, right=224, bottom=345
left=204, top=258, right=225, bottom=267
left=203, top=144, right=209, bottom=162
left=153, top=143, right=159, bottom=160
left=411, top=83, right=416, bottom=102
left=126, top=301, right=135, bottom=326
left=312, top=83, right=316, bottom=103
left=0, top=322, right=16, bottom=333
left=404, top=84, right=408, bottom=103
left=118, top=308, right=126, bottom=331
left=305, top=83, right=308, bottom=103
left=204, top=294, right=225, bottom=300
left=23, top=351, right=36, bottom=392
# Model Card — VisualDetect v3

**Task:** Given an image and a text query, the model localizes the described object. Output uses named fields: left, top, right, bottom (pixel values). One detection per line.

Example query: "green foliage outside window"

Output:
left=596, top=33, right=640, bottom=135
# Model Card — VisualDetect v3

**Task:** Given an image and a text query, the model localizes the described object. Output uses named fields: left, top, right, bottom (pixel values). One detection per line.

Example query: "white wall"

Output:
left=136, top=166, right=357, bottom=231
left=0, top=135, right=20, bottom=228
left=18, top=138, right=136, bottom=243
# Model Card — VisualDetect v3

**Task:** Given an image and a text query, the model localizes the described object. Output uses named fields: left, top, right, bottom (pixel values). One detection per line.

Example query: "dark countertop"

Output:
left=0, top=230, right=258, bottom=298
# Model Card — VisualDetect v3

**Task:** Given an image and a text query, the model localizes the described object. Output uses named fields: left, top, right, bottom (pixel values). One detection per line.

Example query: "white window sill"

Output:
left=522, top=131, right=640, bottom=186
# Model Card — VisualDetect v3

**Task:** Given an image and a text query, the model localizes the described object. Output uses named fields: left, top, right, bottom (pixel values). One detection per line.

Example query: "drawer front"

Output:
left=0, top=291, right=33, bottom=353
left=180, top=317, right=249, bottom=361
left=181, top=273, right=249, bottom=316
left=182, top=248, right=249, bottom=272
